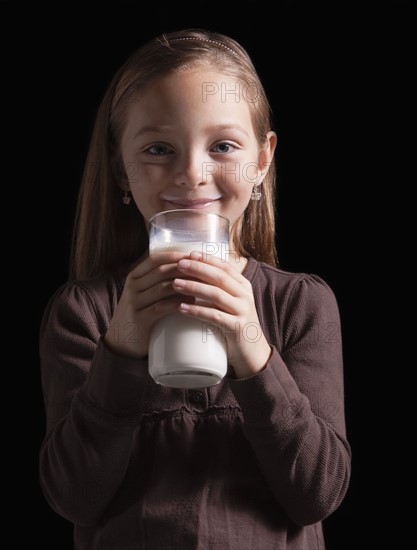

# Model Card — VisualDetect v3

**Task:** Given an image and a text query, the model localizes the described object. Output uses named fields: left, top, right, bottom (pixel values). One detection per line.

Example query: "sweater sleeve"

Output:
left=228, top=274, right=351, bottom=526
left=39, top=282, right=149, bottom=526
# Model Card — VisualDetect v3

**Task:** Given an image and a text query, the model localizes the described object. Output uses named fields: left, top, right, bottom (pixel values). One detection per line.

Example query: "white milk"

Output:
left=148, top=241, right=228, bottom=388
left=149, top=241, right=227, bottom=257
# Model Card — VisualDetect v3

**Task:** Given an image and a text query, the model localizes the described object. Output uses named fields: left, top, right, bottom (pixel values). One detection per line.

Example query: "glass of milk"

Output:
left=148, top=209, right=230, bottom=388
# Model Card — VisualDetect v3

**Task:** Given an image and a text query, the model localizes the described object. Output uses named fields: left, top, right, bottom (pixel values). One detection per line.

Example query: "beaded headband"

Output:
left=168, top=37, right=240, bottom=57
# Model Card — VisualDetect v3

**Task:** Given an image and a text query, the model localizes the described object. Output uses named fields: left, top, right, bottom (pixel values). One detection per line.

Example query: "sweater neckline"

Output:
left=241, top=257, right=258, bottom=282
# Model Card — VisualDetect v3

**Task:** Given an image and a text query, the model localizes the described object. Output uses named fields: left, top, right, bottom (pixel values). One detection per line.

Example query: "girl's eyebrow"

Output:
left=133, top=126, right=173, bottom=139
left=205, top=124, right=249, bottom=137
left=134, top=124, right=249, bottom=140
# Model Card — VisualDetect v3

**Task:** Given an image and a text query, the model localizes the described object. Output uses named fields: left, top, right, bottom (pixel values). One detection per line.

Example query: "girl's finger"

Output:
left=132, top=263, right=187, bottom=293
left=190, top=250, right=248, bottom=281
left=134, top=280, right=182, bottom=311
left=173, top=279, right=237, bottom=314
left=177, top=255, right=248, bottom=296
left=130, top=251, right=190, bottom=279
left=178, top=300, right=238, bottom=332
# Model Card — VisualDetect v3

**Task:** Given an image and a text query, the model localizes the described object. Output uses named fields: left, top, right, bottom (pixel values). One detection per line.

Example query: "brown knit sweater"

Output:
left=39, top=258, right=351, bottom=550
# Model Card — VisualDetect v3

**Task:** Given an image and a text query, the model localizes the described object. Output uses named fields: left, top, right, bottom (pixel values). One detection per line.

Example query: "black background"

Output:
left=2, top=1, right=411, bottom=548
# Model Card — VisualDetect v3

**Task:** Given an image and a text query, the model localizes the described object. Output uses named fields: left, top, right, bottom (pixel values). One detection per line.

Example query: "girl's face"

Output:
left=119, top=69, right=276, bottom=237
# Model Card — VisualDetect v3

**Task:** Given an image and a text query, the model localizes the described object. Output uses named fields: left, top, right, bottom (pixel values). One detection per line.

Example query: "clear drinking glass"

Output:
left=148, top=209, right=230, bottom=388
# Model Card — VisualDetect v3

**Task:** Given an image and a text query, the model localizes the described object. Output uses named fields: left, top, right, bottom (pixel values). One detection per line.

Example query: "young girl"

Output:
left=39, top=29, right=351, bottom=550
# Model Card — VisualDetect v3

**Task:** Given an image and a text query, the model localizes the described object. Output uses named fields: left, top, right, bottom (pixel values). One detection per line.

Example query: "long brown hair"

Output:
left=70, top=29, right=277, bottom=280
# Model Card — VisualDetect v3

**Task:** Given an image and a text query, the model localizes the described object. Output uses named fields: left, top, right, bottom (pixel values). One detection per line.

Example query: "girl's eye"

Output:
left=211, top=142, right=236, bottom=154
left=145, top=144, right=173, bottom=155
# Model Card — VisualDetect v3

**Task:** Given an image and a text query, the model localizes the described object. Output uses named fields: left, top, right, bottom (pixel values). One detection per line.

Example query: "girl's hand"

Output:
left=104, top=252, right=193, bottom=359
left=173, top=252, right=272, bottom=379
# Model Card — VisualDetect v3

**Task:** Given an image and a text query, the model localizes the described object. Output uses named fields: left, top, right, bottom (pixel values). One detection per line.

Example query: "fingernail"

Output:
left=178, top=259, right=191, bottom=269
left=180, top=302, right=191, bottom=311
left=174, top=278, right=186, bottom=288
left=190, top=251, right=203, bottom=260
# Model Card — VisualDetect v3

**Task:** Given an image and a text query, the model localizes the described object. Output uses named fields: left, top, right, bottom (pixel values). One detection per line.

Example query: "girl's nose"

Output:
left=173, top=151, right=208, bottom=189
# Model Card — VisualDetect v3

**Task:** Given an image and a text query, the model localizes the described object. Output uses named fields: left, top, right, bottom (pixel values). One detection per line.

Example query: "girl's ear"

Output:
left=257, top=131, right=277, bottom=183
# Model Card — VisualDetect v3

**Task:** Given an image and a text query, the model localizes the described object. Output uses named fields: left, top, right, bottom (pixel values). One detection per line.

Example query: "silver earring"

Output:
left=251, top=184, right=262, bottom=200
left=122, top=191, right=131, bottom=205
